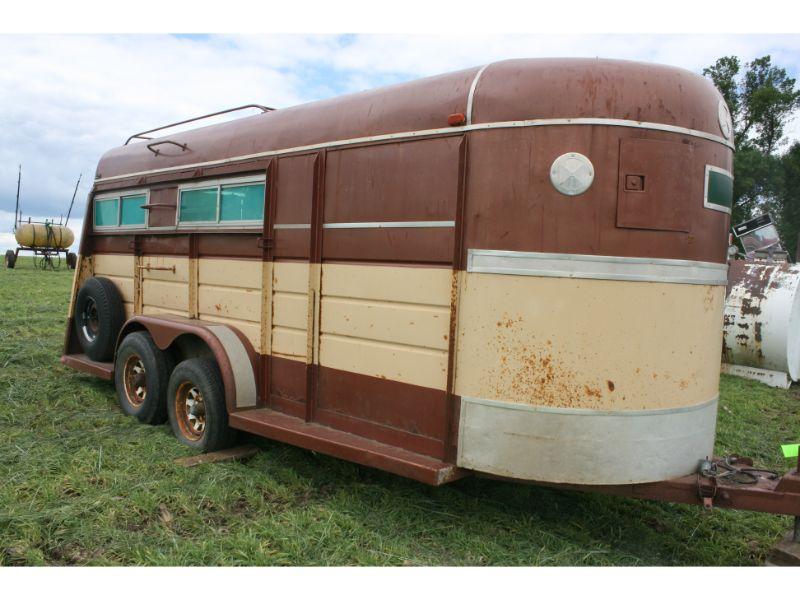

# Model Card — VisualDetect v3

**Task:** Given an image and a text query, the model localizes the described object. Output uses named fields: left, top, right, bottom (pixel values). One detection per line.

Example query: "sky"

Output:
left=2, top=33, right=800, bottom=252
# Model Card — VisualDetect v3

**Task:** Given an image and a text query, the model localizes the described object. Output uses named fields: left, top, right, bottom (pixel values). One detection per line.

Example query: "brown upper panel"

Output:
left=94, top=58, right=729, bottom=183
left=471, top=58, right=727, bottom=136
left=96, top=66, right=481, bottom=180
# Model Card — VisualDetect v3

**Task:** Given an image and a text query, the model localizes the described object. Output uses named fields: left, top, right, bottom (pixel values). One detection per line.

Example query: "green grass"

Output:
left=0, top=256, right=797, bottom=565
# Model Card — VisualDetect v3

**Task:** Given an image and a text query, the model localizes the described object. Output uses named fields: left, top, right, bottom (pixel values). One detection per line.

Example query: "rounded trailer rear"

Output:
left=59, top=58, right=800, bottom=533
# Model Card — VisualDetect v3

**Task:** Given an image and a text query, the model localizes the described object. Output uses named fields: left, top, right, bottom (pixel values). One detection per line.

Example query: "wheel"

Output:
left=66, top=252, right=77, bottom=270
left=114, top=331, right=175, bottom=424
left=74, top=277, right=125, bottom=361
left=5, top=250, right=16, bottom=269
left=167, top=358, right=236, bottom=452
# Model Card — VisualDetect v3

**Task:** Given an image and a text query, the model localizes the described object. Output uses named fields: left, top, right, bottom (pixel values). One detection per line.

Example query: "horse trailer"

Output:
left=61, top=58, right=800, bottom=523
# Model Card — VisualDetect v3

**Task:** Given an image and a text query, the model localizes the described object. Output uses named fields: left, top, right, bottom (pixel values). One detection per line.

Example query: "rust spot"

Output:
left=583, top=385, right=601, bottom=399
left=214, top=303, right=222, bottom=312
left=703, top=287, right=715, bottom=312
left=753, top=322, right=762, bottom=343
left=606, top=380, right=615, bottom=392
left=679, top=380, right=688, bottom=390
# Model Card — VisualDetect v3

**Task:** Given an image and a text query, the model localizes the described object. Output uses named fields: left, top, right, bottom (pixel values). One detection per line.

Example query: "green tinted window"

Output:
left=706, top=168, right=733, bottom=212
left=180, top=188, right=218, bottom=222
left=120, top=194, right=146, bottom=226
left=94, top=198, right=118, bottom=227
left=220, top=184, right=264, bottom=222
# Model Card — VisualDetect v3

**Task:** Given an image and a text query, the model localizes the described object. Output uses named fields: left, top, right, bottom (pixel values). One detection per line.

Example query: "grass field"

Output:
left=0, top=257, right=798, bottom=566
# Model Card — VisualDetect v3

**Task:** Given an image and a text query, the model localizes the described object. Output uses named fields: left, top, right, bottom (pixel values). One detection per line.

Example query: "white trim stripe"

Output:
left=466, top=64, right=490, bottom=125
left=273, top=223, right=311, bottom=230
left=323, top=220, right=455, bottom=229
left=96, top=117, right=735, bottom=184
left=467, top=249, right=728, bottom=285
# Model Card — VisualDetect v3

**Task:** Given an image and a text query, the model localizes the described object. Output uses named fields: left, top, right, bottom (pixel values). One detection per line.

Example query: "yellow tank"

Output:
left=14, top=223, right=74, bottom=250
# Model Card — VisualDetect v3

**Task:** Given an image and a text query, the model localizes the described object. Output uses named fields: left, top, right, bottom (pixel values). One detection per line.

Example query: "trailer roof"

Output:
left=95, top=58, right=728, bottom=182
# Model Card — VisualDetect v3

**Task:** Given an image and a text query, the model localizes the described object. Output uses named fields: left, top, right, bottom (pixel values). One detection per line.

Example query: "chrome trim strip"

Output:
left=703, top=164, right=733, bottom=215
left=323, top=220, right=455, bottom=229
left=96, top=117, right=735, bottom=184
left=466, top=63, right=490, bottom=125
left=467, top=249, right=728, bottom=285
left=273, top=223, right=311, bottom=230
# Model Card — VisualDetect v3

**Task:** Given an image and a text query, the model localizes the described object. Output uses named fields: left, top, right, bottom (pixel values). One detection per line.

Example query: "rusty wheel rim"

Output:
left=123, top=354, right=147, bottom=407
left=175, top=382, right=206, bottom=441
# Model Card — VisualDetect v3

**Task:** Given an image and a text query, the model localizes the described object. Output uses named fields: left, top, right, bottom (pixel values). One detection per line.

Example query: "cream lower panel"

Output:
left=142, top=305, right=190, bottom=318
left=141, top=256, right=189, bottom=314
left=457, top=396, right=718, bottom=485
left=455, top=272, right=725, bottom=411
left=197, top=312, right=262, bottom=352
left=93, top=254, right=134, bottom=278
left=93, top=255, right=134, bottom=306
left=142, top=280, right=189, bottom=313
left=141, top=256, right=190, bottom=282
left=198, top=258, right=261, bottom=289
left=197, top=258, right=263, bottom=350
left=319, top=263, right=452, bottom=390
left=197, top=283, right=261, bottom=349
left=271, top=262, right=309, bottom=362
left=101, top=275, right=134, bottom=303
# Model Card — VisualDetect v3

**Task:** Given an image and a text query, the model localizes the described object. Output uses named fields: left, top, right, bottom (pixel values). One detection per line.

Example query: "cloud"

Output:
left=1, top=33, right=799, bottom=253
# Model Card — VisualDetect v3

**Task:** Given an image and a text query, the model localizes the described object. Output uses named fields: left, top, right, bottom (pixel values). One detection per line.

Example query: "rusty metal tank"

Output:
left=14, top=222, right=74, bottom=250
left=723, top=259, right=800, bottom=388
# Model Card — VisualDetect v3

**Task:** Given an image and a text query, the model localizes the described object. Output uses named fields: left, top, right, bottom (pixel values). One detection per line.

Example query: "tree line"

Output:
left=703, top=55, right=800, bottom=257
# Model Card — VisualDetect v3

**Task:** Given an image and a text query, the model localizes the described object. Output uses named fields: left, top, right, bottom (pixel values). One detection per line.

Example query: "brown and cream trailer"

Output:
left=60, top=58, right=800, bottom=518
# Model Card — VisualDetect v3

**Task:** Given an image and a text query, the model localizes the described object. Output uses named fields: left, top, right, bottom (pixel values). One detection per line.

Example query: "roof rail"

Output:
left=124, top=104, right=275, bottom=145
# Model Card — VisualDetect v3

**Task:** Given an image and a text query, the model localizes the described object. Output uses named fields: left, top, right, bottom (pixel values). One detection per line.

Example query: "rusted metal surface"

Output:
left=60, top=353, right=114, bottom=380
left=485, top=457, right=800, bottom=516
left=229, top=407, right=467, bottom=486
left=723, top=259, right=800, bottom=381
left=472, top=59, right=726, bottom=136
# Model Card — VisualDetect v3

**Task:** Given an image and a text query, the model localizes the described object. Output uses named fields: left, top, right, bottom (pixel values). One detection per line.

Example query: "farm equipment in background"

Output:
left=723, top=214, right=800, bottom=388
left=4, top=166, right=80, bottom=270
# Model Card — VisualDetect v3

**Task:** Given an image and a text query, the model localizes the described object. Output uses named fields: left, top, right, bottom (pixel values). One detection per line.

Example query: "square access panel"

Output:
left=616, top=138, right=694, bottom=233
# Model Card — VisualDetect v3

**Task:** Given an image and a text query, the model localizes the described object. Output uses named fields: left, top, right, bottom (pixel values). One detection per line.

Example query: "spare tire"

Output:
left=74, top=276, right=125, bottom=361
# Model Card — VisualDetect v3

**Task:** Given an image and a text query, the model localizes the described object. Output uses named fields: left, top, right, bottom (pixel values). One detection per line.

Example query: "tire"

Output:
left=66, top=252, right=77, bottom=270
left=167, top=358, right=236, bottom=452
left=74, top=276, right=125, bottom=361
left=5, top=250, right=16, bottom=269
left=114, top=331, right=175, bottom=425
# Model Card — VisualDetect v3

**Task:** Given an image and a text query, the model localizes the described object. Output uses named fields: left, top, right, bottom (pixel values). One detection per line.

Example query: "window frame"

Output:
left=176, top=175, right=266, bottom=229
left=93, top=188, right=150, bottom=230
left=703, top=165, right=733, bottom=215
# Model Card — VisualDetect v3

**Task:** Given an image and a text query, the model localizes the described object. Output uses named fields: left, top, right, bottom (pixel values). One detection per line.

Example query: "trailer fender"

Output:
left=117, top=315, right=259, bottom=413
